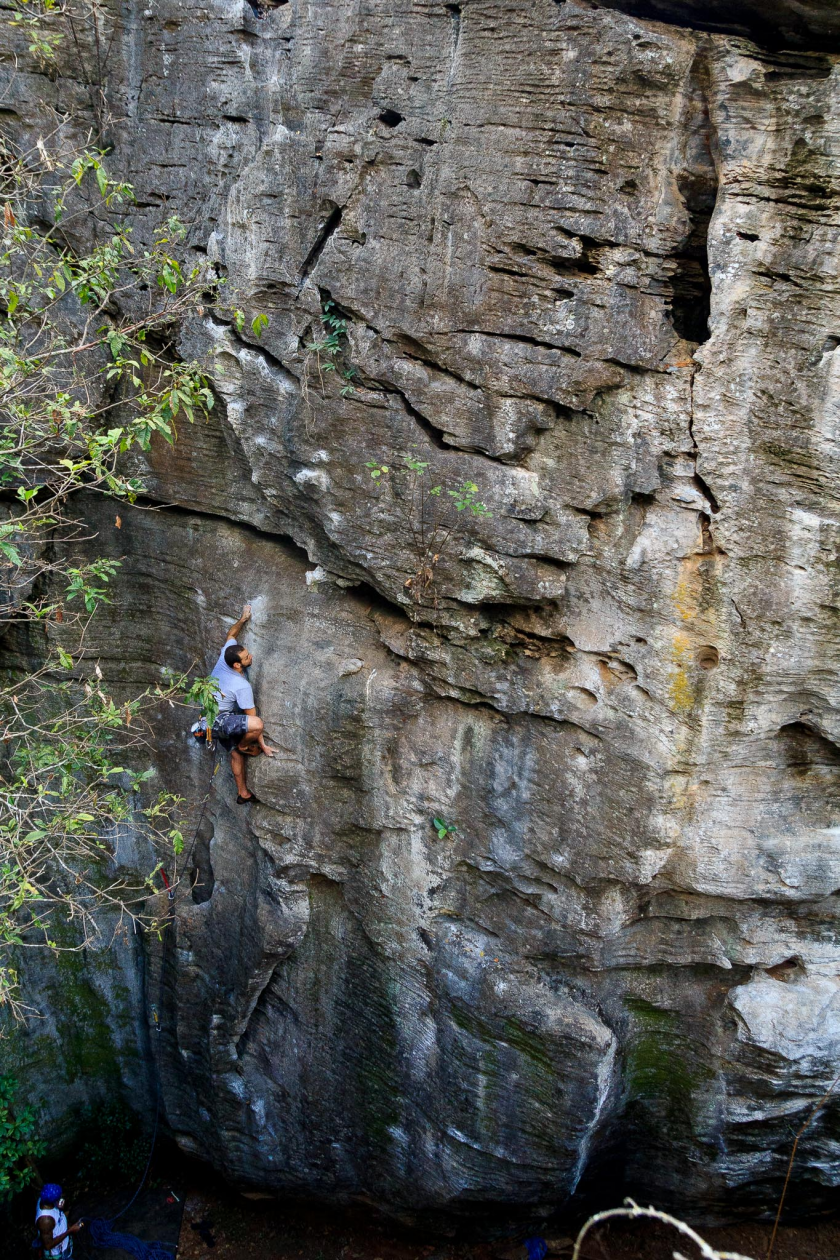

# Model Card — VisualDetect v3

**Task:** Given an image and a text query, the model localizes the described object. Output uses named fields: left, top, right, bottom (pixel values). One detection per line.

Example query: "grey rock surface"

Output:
left=4, top=0, right=840, bottom=1221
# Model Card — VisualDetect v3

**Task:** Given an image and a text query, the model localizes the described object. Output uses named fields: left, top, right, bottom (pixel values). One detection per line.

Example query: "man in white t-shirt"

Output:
left=210, top=603, right=275, bottom=803
left=36, top=1184, right=83, bottom=1258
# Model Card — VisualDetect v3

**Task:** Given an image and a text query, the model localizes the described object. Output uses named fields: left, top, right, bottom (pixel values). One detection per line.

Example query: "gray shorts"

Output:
left=212, top=711, right=249, bottom=750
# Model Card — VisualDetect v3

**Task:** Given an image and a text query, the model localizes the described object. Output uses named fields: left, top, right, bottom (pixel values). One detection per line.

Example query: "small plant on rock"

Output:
left=301, top=299, right=357, bottom=426
left=366, top=452, right=490, bottom=619
left=432, top=817, right=457, bottom=840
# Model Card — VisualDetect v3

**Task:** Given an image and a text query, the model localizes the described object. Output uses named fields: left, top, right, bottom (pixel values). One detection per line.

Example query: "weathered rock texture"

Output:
left=5, top=0, right=840, bottom=1223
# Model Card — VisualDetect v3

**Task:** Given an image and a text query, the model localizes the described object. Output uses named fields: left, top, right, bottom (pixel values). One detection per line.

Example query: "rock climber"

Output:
left=36, top=1184, right=83, bottom=1259
left=210, top=603, right=275, bottom=804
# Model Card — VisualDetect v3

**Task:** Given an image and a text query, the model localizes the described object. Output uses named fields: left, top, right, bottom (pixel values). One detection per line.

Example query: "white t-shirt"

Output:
left=210, top=638, right=255, bottom=713
left=37, top=1203, right=69, bottom=1256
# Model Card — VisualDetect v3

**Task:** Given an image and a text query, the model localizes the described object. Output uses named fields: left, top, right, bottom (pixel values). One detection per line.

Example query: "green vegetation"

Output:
left=0, top=113, right=264, bottom=1018
left=431, top=816, right=457, bottom=840
left=366, top=452, right=490, bottom=619
left=73, top=1097, right=148, bottom=1190
left=302, top=298, right=357, bottom=424
left=0, top=1074, right=43, bottom=1201
left=623, top=997, right=712, bottom=1125
left=7, top=0, right=66, bottom=68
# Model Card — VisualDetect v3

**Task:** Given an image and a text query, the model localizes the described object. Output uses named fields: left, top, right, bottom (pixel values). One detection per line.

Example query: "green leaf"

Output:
left=0, top=540, right=22, bottom=565
left=251, top=312, right=269, bottom=337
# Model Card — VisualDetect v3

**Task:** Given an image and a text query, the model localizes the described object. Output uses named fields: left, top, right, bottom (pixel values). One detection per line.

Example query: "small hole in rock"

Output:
left=736, top=230, right=759, bottom=242
left=778, top=721, right=840, bottom=771
left=696, top=645, right=720, bottom=670
left=378, top=109, right=404, bottom=128
left=766, top=957, right=803, bottom=982
left=190, top=816, right=216, bottom=905
left=568, top=686, right=598, bottom=709
left=620, top=179, right=637, bottom=194
left=406, top=168, right=422, bottom=188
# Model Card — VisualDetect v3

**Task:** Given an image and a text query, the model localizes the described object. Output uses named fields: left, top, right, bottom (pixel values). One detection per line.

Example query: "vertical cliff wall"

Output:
left=5, top=0, right=840, bottom=1220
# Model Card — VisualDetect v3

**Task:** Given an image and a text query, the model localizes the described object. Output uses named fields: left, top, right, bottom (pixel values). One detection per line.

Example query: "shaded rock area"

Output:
left=594, top=1, right=840, bottom=52
left=4, top=0, right=840, bottom=1225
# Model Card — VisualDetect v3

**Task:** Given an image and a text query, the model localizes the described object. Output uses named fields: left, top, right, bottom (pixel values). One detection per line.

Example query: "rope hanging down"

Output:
left=88, top=763, right=216, bottom=1259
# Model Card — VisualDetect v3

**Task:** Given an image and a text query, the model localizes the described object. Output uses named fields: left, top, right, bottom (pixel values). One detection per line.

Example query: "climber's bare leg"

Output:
left=237, top=715, right=275, bottom=758
left=236, top=717, right=262, bottom=756
left=230, top=747, right=252, bottom=799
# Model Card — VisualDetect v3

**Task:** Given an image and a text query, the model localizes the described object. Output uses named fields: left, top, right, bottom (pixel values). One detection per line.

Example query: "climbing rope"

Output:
left=105, top=1087, right=162, bottom=1225
left=88, top=756, right=217, bottom=1258
left=88, top=1217, right=176, bottom=1260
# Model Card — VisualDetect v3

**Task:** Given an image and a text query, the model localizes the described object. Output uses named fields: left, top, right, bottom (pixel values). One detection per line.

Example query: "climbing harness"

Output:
left=87, top=757, right=218, bottom=1260
left=190, top=716, right=216, bottom=752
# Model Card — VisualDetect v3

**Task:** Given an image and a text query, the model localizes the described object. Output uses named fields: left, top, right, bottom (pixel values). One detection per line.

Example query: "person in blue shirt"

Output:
left=210, top=603, right=275, bottom=803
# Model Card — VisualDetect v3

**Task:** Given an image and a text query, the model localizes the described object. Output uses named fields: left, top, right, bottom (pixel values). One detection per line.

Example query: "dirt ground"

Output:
left=176, top=1187, right=840, bottom=1260
left=14, top=1153, right=839, bottom=1260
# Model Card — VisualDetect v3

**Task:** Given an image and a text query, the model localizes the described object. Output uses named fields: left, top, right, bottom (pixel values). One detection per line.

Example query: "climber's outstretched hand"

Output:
left=226, top=603, right=252, bottom=643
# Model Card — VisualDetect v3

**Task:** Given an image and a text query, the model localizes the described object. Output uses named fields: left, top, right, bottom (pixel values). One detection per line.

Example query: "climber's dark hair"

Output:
left=224, top=644, right=248, bottom=668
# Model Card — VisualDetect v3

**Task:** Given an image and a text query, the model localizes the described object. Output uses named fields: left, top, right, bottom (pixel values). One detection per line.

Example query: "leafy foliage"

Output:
left=72, top=1097, right=148, bottom=1189
left=0, top=1074, right=44, bottom=1202
left=7, top=0, right=66, bottom=68
left=431, top=817, right=457, bottom=840
left=366, top=452, right=490, bottom=618
left=0, top=120, right=261, bottom=1018
left=301, top=298, right=357, bottom=424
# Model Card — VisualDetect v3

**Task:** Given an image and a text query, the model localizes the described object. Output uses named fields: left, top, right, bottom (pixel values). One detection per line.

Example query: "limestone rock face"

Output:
left=6, top=0, right=840, bottom=1220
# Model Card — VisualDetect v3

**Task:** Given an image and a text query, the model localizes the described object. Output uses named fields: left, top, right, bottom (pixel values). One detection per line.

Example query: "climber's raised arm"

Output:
left=226, top=602, right=252, bottom=642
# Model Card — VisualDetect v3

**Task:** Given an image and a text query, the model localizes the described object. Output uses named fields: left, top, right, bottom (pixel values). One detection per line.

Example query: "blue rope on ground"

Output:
left=88, top=1216, right=176, bottom=1260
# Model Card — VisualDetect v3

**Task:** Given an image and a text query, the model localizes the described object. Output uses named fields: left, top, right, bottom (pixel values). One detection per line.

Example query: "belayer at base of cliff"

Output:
left=36, top=1185, right=84, bottom=1259
left=201, top=602, right=276, bottom=802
